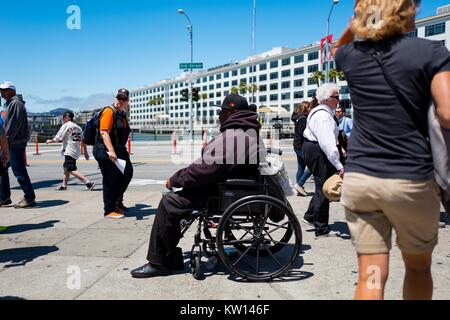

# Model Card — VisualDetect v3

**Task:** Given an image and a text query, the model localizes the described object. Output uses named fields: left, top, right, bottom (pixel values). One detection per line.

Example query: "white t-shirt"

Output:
left=54, top=121, right=83, bottom=159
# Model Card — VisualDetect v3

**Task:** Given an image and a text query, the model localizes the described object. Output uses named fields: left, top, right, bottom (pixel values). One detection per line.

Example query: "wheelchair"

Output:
left=180, top=150, right=303, bottom=282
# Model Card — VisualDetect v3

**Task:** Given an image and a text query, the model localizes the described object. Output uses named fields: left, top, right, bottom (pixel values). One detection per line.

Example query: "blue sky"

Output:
left=0, top=0, right=447, bottom=112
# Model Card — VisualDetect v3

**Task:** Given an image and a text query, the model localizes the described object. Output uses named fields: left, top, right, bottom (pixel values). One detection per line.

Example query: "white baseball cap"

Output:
left=0, top=82, right=16, bottom=90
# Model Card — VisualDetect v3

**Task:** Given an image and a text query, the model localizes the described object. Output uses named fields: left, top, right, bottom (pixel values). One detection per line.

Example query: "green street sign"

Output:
left=180, top=63, right=203, bottom=70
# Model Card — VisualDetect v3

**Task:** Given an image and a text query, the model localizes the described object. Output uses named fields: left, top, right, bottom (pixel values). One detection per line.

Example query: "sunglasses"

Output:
left=330, top=95, right=340, bottom=101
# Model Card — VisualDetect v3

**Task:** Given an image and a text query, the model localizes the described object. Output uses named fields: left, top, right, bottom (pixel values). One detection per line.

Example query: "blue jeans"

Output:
left=295, top=148, right=312, bottom=187
left=1, top=147, right=35, bottom=201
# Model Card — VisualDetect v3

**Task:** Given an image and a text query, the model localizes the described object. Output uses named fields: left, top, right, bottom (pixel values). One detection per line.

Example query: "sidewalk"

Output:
left=1, top=184, right=449, bottom=300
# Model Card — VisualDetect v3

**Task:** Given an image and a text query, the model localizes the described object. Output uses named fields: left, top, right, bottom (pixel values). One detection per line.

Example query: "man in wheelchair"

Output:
left=131, top=94, right=265, bottom=278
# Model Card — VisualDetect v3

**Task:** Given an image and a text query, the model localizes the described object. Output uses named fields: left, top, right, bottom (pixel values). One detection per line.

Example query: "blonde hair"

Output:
left=351, top=0, right=417, bottom=41
left=295, top=101, right=311, bottom=114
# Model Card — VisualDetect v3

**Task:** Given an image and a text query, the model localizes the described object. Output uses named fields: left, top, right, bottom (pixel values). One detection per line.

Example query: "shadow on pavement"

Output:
left=0, top=296, right=26, bottom=300
left=12, top=179, right=61, bottom=191
left=0, top=246, right=59, bottom=268
left=37, top=200, right=69, bottom=209
left=126, top=204, right=157, bottom=221
left=0, top=220, right=60, bottom=235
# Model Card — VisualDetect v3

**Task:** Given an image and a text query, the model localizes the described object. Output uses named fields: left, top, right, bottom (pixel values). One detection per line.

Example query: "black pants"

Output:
left=96, top=147, right=133, bottom=215
left=147, top=192, right=205, bottom=267
left=302, top=140, right=337, bottom=236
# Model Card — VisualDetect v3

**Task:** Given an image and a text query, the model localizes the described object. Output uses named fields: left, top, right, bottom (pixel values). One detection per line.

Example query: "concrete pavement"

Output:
left=0, top=141, right=449, bottom=300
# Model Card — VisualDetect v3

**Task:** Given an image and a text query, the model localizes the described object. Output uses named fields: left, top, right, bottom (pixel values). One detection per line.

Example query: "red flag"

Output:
left=320, top=35, right=333, bottom=64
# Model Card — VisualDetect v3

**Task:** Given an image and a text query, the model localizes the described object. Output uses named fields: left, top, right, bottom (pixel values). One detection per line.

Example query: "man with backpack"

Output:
left=46, top=111, right=95, bottom=191
left=90, top=89, right=133, bottom=219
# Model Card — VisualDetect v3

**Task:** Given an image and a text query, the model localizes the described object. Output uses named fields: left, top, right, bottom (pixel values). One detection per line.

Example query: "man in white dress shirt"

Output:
left=302, top=83, right=344, bottom=237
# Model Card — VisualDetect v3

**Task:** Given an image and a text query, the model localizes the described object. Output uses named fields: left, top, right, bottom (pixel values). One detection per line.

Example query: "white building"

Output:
left=130, top=9, right=450, bottom=131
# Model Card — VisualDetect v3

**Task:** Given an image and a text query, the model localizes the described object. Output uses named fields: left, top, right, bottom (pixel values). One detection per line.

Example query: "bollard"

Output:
left=172, top=131, right=177, bottom=155
left=128, top=136, right=132, bottom=155
left=34, top=133, right=40, bottom=155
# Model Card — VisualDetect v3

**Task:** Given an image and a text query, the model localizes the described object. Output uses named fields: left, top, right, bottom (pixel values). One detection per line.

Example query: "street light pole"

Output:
left=251, top=0, right=257, bottom=103
left=326, top=0, right=339, bottom=83
left=178, top=9, right=194, bottom=141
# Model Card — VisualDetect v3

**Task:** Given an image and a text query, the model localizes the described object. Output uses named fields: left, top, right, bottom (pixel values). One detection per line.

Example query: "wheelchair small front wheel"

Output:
left=190, top=252, right=202, bottom=280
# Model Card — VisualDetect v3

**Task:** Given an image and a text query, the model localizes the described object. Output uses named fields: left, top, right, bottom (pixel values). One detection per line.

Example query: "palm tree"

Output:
left=230, top=87, right=240, bottom=95
left=247, top=83, right=258, bottom=94
left=201, top=93, right=208, bottom=100
left=311, top=70, right=325, bottom=87
left=239, top=81, right=248, bottom=95
left=329, top=69, right=346, bottom=83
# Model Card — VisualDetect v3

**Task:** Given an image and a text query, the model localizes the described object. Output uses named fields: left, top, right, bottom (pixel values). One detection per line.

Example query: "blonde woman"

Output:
left=332, top=0, right=450, bottom=300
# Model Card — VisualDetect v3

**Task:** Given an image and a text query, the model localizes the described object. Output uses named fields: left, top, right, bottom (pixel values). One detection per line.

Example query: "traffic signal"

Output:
left=192, top=87, right=200, bottom=102
left=181, top=89, right=189, bottom=102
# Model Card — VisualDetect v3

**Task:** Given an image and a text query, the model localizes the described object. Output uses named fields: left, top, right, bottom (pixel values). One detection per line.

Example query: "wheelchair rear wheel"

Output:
left=216, top=195, right=302, bottom=281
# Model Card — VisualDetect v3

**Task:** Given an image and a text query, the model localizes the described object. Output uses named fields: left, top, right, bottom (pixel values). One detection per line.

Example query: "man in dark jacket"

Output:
left=131, top=94, right=262, bottom=278
left=0, top=82, right=35, bottom=208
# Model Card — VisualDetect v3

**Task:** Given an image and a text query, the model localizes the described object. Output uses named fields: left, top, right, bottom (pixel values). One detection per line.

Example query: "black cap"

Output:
left=63, top=111, right=74, bottom=119
left=116, top=88, right=130, bottom=100
left=216, top=94, right=249, bottom=111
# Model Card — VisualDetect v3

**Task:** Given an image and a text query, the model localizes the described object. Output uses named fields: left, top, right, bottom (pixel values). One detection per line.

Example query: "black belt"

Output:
left=304, top=139, right=319, bottom=144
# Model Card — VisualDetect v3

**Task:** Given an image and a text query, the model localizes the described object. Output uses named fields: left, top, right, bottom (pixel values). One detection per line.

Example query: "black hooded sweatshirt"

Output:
left=170, top=110, right=261, bottom=201
left=291, top=112, right=307, bottom=151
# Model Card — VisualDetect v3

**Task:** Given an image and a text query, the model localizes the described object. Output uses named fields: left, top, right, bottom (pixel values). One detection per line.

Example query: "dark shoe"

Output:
left=0, top=198, right=12, bottom=207
left=55, top=185, right=67, bottom=191
left=302, top=218, right=314, bottom=227
left=316, top=231, right=341, bottom=238
left=131, top=263, right=171, bottom=279
left=85, top=182, right=96, bottom=191
left=14, top=198, right=36, bottom=209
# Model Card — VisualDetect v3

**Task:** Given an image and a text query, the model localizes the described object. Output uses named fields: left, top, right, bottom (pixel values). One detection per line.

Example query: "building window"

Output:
left=281, top=81, right=290, bottom=89
left=308, top=51, right=319, bottom=61
left=259, top=63, right=267, bottom=71
left=281, top=70, right=291, bottom=78
left=294, top=79, right=303, bottom=87
left=425, top=22, right=446, bottom=37
left=270, top=60, right=279, bottom=68
left=259, top=74, right=267, bottom=82
left=216, top=74, right=222, bottom=80
left=406, top=29, right=418, bottom=37
left=294, top=55, right=304, bottom=63
left=209, top=76, right=214, bottom=81
left=209, top=85, right=214, bottom=90
left=308, top=78, right=317, bottom=86
left=224, top=81, right=230, bottom=88
left=270, top=94, right=278, bottom=101
left=281, top=93, right=290, bottom=100
left=270, top=72, right=279, bottom=80
left=282, top=58, right=291, bottom=66
left=270, top=83, right=278, bottom=91
left=294, top=91, right=304, bottom=99
left=294, top=67, right=304, bottom=76
left=216, top=83, right=222, bottom=89
left=259, top=95, right=267, bottom=102
left=249, top=65, right=257, bottom=73
left=202, top=86, right=207, bottom=91
left=224, top=72, right=230, bottom=78
left=308, top=64, right=319, bottom=73
left=308, top=89, right=317, bottom=97
left=232, top=80, right=238, bottom=86
left=232, top=70, right=238, bottom=76
left=259, top=85, right=267, bottom=92
left=341, top=86, right=350, bottom=94
left=240, top=68, right=247, bottom=75
left=249, top=76, right=257, bottom=83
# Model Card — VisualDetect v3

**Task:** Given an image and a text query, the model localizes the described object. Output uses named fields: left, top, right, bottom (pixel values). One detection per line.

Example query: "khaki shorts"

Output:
left=341, top=172, right=441, bottom=255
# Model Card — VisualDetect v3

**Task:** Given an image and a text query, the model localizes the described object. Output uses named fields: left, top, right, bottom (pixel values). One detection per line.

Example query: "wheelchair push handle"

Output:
left=266, top=148, right=283, bottom=156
